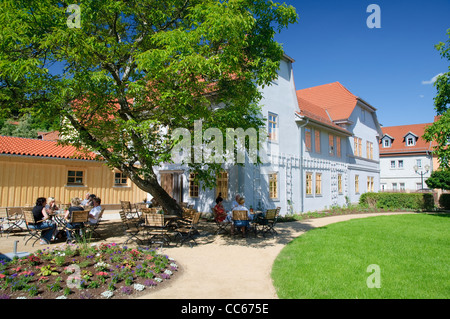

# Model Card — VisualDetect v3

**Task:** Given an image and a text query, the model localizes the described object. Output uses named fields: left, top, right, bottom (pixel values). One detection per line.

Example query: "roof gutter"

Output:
left=295, top=112, right=309, bottom=213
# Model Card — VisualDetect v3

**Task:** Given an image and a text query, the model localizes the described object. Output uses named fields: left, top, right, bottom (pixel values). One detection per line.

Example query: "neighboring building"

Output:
left=296, top=82, right=383, bottom=210
left=0, top=135, right=147, bottom=207
left=379, top=123, right=434, bottom=192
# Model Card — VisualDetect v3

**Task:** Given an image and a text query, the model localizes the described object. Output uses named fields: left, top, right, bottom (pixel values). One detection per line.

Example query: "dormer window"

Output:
left=381, top=134, right=393, bottom=148
left=404, top=132, right=418, bottom=147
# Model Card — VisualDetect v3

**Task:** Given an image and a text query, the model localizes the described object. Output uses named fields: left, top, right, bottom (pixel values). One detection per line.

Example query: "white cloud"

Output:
left=419, top=95, right=424, bottom=98
left=422, top=73, right=444, bottom=85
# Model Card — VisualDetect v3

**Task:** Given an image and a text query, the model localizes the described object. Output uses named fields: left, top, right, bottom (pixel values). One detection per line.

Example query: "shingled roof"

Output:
left=0, top=135, right=97, bottom=160
left=297, top=82, right=360, bottom=122
left=380, top=123, right=436, bottom=155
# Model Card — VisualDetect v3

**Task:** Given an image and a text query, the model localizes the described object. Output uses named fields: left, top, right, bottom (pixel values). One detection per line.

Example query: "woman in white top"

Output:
left=231, top=197, right=252, bottom=237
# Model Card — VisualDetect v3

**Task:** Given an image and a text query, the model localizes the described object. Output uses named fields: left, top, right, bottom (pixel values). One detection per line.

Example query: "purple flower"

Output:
left=160, top=273, right=170, bottom=280
left=121, top=286, right=133, bottom=295
left=144, top=279, right=156, bottom=287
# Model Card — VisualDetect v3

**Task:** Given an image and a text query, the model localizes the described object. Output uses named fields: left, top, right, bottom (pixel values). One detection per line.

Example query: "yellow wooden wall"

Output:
left=0, top=155, right=148, bottom=207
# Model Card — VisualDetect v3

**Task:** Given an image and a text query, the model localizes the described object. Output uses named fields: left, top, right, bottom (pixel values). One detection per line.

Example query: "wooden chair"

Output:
left=232, top=210, right=251, bottom=237
left=64, top=210, right=89, bottom=242
left=144, top=213, right=171, bottom=248
left=3, top=207, right=25, bottom=237
left=141, top=207, right=159, bottom=214
left=22, top=209, right=53, bottom=246
left=85, top=208, right=105, bottom=238
left=212, top=206, right=230, bottom=235
left=257, top=208, right=280, bottom=237
left=121, top=200, right=133, bottom=216
left=119, top=210, right=144, bottom=245
left=173, top=212, right=202, bottom=247
left=0, top=207, right=8, bottom=237
left=181, top=208, right=195, bottom=223
left=135, top=202, right=148, bottom=213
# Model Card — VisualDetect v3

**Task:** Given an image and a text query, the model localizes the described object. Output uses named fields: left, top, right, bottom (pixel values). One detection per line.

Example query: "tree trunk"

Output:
left=126, top=169, right=184, bottom=217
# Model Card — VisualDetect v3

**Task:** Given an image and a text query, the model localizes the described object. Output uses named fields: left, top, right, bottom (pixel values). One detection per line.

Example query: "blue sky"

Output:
left=274, top=0, right=450, bottom=127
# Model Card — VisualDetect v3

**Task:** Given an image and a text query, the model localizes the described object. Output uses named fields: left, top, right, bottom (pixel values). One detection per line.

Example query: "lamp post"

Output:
left=413, top=164, right=430, bottom=190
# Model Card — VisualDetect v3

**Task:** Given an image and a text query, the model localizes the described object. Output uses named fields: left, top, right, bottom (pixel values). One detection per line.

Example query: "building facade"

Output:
left=296, top=82, right=382, bottom=211
left=380, top=123, right=434, bottom=192
left=0, top=136, right=147, bottom=208
left=0, top=59, right=383, bottom=215
left=155, top=68, right=382, bottom=214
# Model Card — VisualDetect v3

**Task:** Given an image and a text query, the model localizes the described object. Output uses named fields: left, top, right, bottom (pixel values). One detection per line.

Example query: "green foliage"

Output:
left=423, top=29, right=450, bottom=168
left=426, top=169, right=450, bottom=190
left=439, top=193, right=450, bottom=210
left=0, top=114, right=55, bottom=138
left=423, top=111, right=450, bottom=169
left=359, top=192, right=435, bottom=211
left=0, top=0, right=298, bottom=214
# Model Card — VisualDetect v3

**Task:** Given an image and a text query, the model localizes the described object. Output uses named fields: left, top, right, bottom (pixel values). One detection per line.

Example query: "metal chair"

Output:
left=173, top=212, right=201, bottom=247
left=64, top=210, right=89, bottom=242
left=144, top=213, right=172, bottom=248
left=232, top=210, right=251, bottom=237
left=22, top=209, right=53, bottom=246
left=257, top=208, right=280, bottom=237
left=121, top=200, right=139, bottom=219
left=3, top=207, right=25, bottom=237
left=212, top=206, right=231, bottom=235
left=119, top=210, right=144, bottom=245
left=85, top=208, right=105, bottom=238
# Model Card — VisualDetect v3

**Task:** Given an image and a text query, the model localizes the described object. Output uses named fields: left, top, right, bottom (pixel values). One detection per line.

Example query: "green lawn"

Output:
left=271, top=214, right=450, bottom=299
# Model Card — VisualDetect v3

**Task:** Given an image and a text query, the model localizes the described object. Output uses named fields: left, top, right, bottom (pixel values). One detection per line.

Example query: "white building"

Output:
left=380, top=123, right=434, bottom=192
left=153, top=59, right=383, bottom=215
left=296, top=82, right=382, bottom=211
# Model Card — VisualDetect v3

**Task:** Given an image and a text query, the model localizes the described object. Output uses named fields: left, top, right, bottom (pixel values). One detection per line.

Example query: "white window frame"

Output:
left=268, top=112, right=278, bottom=142
left=406, top=137, right=415, bottom=146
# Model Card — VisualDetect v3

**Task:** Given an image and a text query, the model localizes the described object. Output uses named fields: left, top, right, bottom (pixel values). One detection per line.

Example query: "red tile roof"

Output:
left=380, top=123, right=435, bottom=155
left=37, top=131, right=60, bottom=141
left=296, top=97, right=351, bottom=135
left=0, top=135, right=97, bottom=160
left=296, top=82, right=358, bottom=121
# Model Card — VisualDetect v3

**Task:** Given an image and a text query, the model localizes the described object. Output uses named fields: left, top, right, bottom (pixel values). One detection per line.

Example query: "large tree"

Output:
left=424, top=29, right=450, bottom=169
left=0, top=0, right=298, bottom=215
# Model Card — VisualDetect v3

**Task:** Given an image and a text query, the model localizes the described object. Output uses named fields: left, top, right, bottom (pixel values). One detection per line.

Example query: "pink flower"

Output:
left=96, top=272, right=109, bottom=277
left=38, top=276, right=49, bottom=283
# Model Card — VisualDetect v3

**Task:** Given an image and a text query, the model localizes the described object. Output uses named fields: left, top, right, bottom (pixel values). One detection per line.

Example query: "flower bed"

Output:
left=0, top=243, right=178, bottom=299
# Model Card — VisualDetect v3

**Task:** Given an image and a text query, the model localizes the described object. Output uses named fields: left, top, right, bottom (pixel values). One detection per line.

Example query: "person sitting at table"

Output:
left=149, top=197, right=159, bottom=208
left=45, top=197, right=59, bottom=214
left=64, top=197, right=85, bottom=243
left=80, top=193, right=90, bottom=206
left=231, top=194, right=241, bottom=210
left=88, top=197, right=102, bottom=225
left=231, top=197, right=252, bottom=237
left=215, top=192, right=223, bottom=204
left=85, top=194, right=96, bottom=207
left=31, top=197, right=57, bottom=245
left=214, top=198, right=227, bottom=223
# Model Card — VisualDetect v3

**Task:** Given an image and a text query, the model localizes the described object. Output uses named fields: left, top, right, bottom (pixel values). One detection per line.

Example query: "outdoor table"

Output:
left=164, top=214, right=179, bottom=229
left=49, top=210, right=67, bottom=229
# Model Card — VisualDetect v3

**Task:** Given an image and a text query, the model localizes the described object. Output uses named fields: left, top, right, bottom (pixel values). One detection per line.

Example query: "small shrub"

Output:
left=439, top=193, right=450, bottom=210
left=359, top=192, right=435, bottom=211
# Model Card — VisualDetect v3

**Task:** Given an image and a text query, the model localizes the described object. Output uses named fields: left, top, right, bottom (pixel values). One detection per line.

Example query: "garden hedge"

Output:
left=439, top=193, right=450, bottom=210
left=359, top=192, right=435, bottom=211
